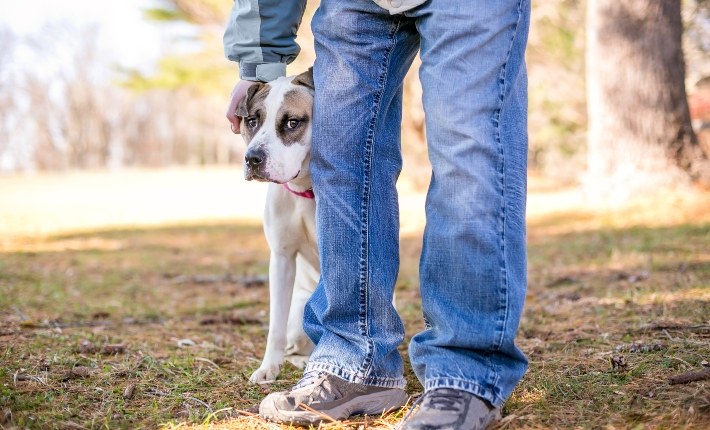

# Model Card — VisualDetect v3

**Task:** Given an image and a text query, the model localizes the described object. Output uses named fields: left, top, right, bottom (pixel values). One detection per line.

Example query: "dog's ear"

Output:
left=236, top=82, right=263, bottom=117
left=292, top=67, right=314, bottom=91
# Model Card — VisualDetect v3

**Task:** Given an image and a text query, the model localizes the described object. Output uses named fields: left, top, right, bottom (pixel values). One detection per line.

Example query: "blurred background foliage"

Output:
left=0, top=0, right=708, bottom=185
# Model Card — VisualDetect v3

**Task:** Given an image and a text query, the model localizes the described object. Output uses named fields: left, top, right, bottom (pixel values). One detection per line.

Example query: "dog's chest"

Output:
left=263, top=183, right=316, bottom=252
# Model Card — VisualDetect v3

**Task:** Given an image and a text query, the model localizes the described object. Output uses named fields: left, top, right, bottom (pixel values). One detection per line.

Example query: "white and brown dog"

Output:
left=237, top=69, right=318, bottom=384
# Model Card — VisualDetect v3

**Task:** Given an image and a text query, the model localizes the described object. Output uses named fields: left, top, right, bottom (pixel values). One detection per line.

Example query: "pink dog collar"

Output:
left=283, top=183, right=315, bottom=199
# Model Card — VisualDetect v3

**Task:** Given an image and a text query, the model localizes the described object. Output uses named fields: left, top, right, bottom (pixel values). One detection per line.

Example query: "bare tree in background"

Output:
left=22, top=25, right=115, bottom=170
left=25, top=73, right=67, bottom=170
left=59, top=27, right=116, bottom=169
left=0, top=20, right=237, bottom=172
left=0, top=29, right=17, bottom=166
left=586, top=0, right=710, bottom=201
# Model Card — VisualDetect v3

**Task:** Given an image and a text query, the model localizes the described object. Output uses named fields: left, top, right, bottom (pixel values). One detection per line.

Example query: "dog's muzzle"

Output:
left=245, top=147, right=266, bottom=168
left=245, top=147, right=267, bottom=181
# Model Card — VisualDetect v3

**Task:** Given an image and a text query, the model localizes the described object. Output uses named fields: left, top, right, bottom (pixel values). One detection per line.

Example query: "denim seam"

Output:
left=356, top=15, right=403, bottom=379
left=491, top=0, right=524, bottom=354
left=305, top=361, right=406, bottom=389
left=425, top=376, right=505, bottom=407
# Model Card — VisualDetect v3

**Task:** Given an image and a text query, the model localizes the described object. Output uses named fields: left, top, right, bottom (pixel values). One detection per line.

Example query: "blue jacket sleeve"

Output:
left=223, top=0, right=307, bottom=82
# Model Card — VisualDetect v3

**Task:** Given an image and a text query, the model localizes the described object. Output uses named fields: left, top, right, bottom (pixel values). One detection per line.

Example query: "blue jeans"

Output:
left=303, top=0, right=530, bottom=407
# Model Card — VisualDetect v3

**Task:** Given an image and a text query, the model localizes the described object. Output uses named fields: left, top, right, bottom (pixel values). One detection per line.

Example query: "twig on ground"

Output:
left=665, top=355, right=695, bottom=369
left=497, top=404, right=533, bottom=430
left=2, top=408, right=12, bottom=425
left=12, top=372, right=48, bottom=386
left=145, top=388, right=169, bottom=397
left=182, top=395, right=213, bottom=413
left=19, top=318, right=161, bottom=329
left=11, top=306, right=28, bottom=321
left=194, top=357, right=221, bottom=369
left=297, top=402, right=336, bottom=423
left=198, top=315, right=262, bottom=326
left=171, top=273, right=267, bottom=287
left=635, top=323, right=710, bottom=333
left=59, top=421, right=85, bottom=430
left=201, top=407, right=233, bottom=425
left=668, top=367, right=710, bottom=385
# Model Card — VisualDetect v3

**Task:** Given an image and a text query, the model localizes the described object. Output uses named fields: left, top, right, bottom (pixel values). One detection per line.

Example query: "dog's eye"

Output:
left=246, top=118, right=258, bottom=129
left=286, top=119, right=301, bottom=129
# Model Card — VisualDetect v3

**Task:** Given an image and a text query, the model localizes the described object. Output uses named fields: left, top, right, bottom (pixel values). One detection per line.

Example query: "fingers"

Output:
left=226, top=80, right=258, bottom=134
left=226, top=85, right=242, bottom=134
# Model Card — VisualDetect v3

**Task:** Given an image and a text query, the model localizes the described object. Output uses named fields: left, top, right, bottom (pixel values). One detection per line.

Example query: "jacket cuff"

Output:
left=239, top=62, right=287, bottom=82
left=372, top=0, right=421, bottom=14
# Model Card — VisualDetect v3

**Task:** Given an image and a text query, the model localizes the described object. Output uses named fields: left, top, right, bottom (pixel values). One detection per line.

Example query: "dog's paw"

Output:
left=249, top=365, right=280, bottom=385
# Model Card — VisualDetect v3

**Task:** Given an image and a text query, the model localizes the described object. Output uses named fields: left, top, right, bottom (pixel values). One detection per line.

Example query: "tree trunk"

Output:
left=586, top=0, right=710, bottom=201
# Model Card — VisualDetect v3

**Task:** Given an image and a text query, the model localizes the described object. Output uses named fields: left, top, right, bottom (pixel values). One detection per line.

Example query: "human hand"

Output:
left=226, top=80, right=258, bottom=134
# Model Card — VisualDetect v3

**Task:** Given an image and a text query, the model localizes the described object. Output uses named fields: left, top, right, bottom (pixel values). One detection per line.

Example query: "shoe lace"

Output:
left=424, top=389, right=467, bottom=412
left=292, top=371, right=326, bottom=391
left=401, top=388, right=467, bottom=424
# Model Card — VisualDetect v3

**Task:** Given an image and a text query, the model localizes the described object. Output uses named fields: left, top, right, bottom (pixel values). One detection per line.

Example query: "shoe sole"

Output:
left=260, top=388, right=409, bottom=425
left=397, top=409, right=501, bottom=430
left=482, top=409, right=502, bottom=430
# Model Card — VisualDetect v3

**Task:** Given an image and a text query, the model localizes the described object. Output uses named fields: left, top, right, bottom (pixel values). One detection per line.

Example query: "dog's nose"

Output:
left=245, top=148, right=266, bottom=167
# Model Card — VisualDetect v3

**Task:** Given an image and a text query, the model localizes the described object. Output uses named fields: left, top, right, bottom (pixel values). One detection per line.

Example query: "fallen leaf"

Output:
left=123, top=382, right=136, bottom=400
left=62, top=366, right=92, bottom=381
left=77, top=340, right=97, bottom=354
left=102, top=344, right=126, bottom=355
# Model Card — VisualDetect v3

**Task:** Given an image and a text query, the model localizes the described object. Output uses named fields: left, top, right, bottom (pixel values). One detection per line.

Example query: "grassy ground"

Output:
left=1, top=170, right=709, bottom=429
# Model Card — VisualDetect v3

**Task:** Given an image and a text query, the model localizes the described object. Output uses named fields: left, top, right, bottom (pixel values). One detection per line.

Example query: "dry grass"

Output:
left=1, top=169, right=709, bottom=429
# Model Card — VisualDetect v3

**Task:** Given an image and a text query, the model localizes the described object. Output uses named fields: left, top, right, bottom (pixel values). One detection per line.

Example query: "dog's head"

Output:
left=237, top=68, right=314, bottom=184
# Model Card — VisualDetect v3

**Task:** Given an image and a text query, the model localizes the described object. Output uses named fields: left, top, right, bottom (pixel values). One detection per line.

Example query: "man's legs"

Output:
left=259, top=0, right=419, bottom=423
left=407, top=0, right=531, bottom=409
left=260, top=0, right=531, bottom=424
left=303, top=0, right=419, bottom=386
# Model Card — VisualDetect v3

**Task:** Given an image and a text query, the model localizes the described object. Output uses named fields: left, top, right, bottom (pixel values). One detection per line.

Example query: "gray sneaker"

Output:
left=398, top=388, right=501, bottom=430
left=259, top=371, right=409, bottom=425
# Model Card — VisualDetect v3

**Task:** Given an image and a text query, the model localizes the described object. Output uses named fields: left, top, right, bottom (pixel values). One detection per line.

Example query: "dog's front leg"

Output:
left=249, top=251, right=296, bottom=384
